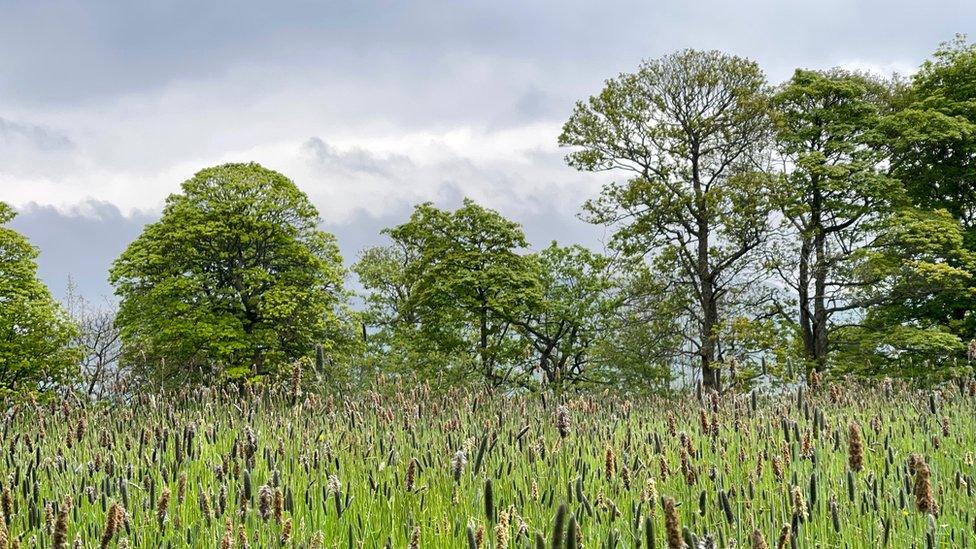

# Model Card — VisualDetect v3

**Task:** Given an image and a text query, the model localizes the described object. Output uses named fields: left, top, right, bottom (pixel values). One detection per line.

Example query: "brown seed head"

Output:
left=848, top=422, right=864, bottom=472
left=751, top=529, right=768, bottom=549
left=776, top=524, right=791, bottom=549
left=663, top=496, right=684, bottom=549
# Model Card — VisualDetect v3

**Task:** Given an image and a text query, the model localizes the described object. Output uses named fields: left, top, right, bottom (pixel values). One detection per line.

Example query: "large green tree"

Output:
left=835, top=208, right=974, bottom=377
left=769, top=69, right=900, bottom=371
left=588, top=259, right=686, bottom=392
left=0, top=202, right=78, bottom=394
left=821, top=35, right=976, bottom=376
left=560, top=49, right=774, bottom=390
left=878, top=35, right=976, bottom=348
left=888, top=35, right=976, bottom=236
left=511, top=243, right=616, bottom=388
left=353, top=237, right=430, bottom=378
left=109, top=163, right=347, bottom=386
left=355, top=207, right=639, bottom=390
left=356, top=199, right=540, bottom=388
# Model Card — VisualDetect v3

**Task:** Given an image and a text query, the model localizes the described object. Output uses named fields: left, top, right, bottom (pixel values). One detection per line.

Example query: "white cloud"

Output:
left=0, top=50, right=594, bottom=221
left=1, top=115, right=601, bottom=226
left=835, top=59, right=919, bottom=79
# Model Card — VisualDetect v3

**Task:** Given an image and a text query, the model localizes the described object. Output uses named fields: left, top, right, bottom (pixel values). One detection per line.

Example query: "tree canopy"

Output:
left=872, top=36, right=976, bottom=358
left=561, top=49, right=775, bottom=390
left=353, top=200, right=647, bottom=390
left=109, top=163, right=348, bottom=386
left=0, top=202, right=78, bottom=394
left=768, top=69, right=900, bottom=370
left=356, top=199, right=542, bottom=387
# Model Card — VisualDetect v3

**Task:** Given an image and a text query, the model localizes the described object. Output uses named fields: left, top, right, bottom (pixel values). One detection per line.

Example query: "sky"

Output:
left=1, top=0, right=974, bottom=302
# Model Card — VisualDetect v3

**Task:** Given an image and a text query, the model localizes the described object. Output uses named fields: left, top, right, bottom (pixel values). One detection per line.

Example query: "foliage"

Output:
left=512, top=243, right=617, bottom=389
left=875, top=35, right=976, bottom=359
left=768, top=68, right=901, bottom=370
left=0, top=202, right=79, bottom=394
left=561, top=49, right=776, bottom=389
left=589, top=262, right=685, bottom=391
left=835, top=208, right=976, bottom=377
left=357, top=199, right=541, bottom=388
left=353, top=203, right=677, bottom=391
left=109, top=163, right=349, bottom=388
left=885, top=35, right=976, bottom=234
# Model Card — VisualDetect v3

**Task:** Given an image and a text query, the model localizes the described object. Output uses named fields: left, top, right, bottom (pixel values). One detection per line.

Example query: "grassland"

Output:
left=1, top=376, right=974, bottom=548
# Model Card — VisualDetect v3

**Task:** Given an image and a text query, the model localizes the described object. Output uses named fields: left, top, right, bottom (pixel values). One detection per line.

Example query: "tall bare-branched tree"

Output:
left=560, top=49, right=774, bottom=390
left=64, top=279, right=125, bottom=398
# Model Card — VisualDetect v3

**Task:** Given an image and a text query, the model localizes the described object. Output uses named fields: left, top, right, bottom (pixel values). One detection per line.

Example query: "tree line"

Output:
left=2, top=37, right=976, bottom=397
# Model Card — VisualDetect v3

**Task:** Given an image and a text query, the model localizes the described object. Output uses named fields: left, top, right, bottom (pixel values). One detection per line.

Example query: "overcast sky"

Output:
left=2, top=0, right=974, bottom=301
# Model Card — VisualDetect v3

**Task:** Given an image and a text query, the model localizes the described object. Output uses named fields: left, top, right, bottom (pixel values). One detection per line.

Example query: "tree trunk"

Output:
left=798, top=236, right=815, bottom=361
left=812, top=226, right=829, bottom=371
left=478, top=298, right=491, bottom=381
left=810, top=186, right=829, bottom=371
left=698, top=210, right=721, bottom=392
left=701, top=297, right=720, bottom=391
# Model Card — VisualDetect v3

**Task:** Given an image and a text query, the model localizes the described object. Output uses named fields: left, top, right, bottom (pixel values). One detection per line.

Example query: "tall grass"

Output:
left=0, top=377, right=974, bottom=547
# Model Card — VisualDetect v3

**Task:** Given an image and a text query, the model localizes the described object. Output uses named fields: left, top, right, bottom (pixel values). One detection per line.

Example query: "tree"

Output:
left=109, top=163, right=348, bottom=386
left=356, top=199, right=541, bottom=388
left=887, top=35, right=976, bottom=234
left=64, top=279, right=124, bottom=399
left=589, top=260, right=686, bottom=392
left=769, top=69, right=900, bottom=371
left=878, top=35, right=976, bottom=347
left=834, top=208, right=975, bottom=378
left=560, top=49, right=774, bottom=390
left=353, top=240, right=431, bottom=378
left=0, top=202, right=78, bottom=394
left=511, top=243, right=616, bottom=388
left=354, top=240, right=418, bottom=344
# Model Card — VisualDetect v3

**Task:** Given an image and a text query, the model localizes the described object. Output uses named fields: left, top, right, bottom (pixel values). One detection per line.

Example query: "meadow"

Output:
left=1, top=376, right=974, bottom=548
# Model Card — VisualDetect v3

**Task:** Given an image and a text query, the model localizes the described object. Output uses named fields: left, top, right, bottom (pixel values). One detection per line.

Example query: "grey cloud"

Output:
left=512, top=86, right=558, bottom=122
left=298, top=132, right=598, bottom=221
left=2, top=0, right=973, bottom=303
left=9, top=201, right=154, bottom=302
left=302, top=137, right=413, bottom=178
left=0, top=117, right=73, bottom=151
left=0, top=117, right=78, bottom=178
left=2, top=0, right=971, bottom=112
left=487, top=85, right=563, bottom=130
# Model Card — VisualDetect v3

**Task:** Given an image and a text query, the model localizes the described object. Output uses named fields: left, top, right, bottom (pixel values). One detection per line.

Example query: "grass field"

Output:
left=2, top=377, right=975, bottom=548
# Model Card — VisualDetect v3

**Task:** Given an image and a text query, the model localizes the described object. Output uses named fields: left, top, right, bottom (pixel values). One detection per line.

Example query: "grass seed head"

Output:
left=156, top=487, right=170, bottom=529
left=406, top=458, right=418, bottom=491
left=99, top=501, right=122, bottom=549
left=751, top=529, right=768, bottom=549
left=53, top=499, right=70, bottom=549
left=911, top=454, right=939, bottom=516
left=556, top=405, right=571, bottom=439
left=451, top=450, right=466, bottom=483
left=605, top=444, right=616, bottom=480
left=237, top=524, right=250, bottom=549
left=775, top=524, right=791, bottom=549
left=664, top=496, right=684, bottom=549
left=258, top=485, right=272, bottom=521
